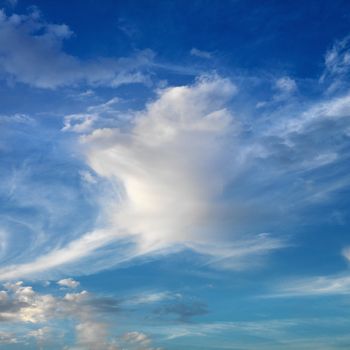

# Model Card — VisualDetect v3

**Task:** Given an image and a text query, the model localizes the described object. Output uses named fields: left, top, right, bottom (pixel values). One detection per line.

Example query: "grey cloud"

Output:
left=82, top=296, right=120, bottom=314
left=0, top=9, right=154, bottom=88
left=154, top=300, right=208, bottom=322
left=0, top=280, right=159, bottom=349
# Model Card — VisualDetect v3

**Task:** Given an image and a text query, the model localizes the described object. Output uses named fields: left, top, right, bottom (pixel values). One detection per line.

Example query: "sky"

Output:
left=1, top=0, right=350, bottom=349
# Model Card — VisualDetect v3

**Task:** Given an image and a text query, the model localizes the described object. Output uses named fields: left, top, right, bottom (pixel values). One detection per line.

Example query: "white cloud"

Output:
left=0, top=281, right=56, bottom=323
left=0, top=229, right=117, bottom=280
left=3, top=72, right=334, bottom=280
left=0, top=74, right=282, bottom=280
left=62, top=97, right=122, bottom=133
left=323, top=36, right=350, bottom=78
left=81, top=75, right=285, bottom=265
left=274, top=275, right=350, bottom=297
left=342, top=246, right=350, bottom=262
left=264, top=248, right=350, bottom=297
left=63, top=290, right=89, bottom=303
left=126, top=291, right=177, bottom=305
left=79, top=170, right=97, bottom=184
left=190, top=48, right=212, bottom=59
left=57, top=278, right=80, bottom=289
left=62, top=114, right=97, bottom=133
left=2, top=66, right=350, bottom=279
left=275, top=76, right=297, bottom=94
left=83, top=76, right=237, bottom=249
left=271, top=90, right=350, bottom=137
left=28, top=327, right=51, bottom=350
left=122, top=331, right=162, bottom=350
left=0, top=9, right=153, bottom=88
left=74, top=321, right=111, bottom=350
left=0, top=113, right=35, bottom=124
left=319, top=35, right=350, bottom=93
left=0, top=331, right=19, bottom=344
left=123, top=331, right=151, bottom=345
left=0, top=280, right=164, bottom=349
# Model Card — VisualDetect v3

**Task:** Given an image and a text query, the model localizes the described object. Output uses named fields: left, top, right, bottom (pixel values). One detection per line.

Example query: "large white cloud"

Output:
left=83, top=75, right=238, bottom=248
left=2, top=67, right=350, bottom=279
left=80, top=75, right=285, bottom=265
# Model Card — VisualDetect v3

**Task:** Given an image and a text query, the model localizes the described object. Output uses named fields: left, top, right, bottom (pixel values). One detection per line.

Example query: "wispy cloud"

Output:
left=266, top=247, right=350, bottom=297
left=62, top=97, right=123, bottom=133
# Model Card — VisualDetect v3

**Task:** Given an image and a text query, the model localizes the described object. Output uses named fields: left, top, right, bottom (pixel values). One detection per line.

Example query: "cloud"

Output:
left=0, top=113, right=35, bottom=125
left=0, top=228, right=122, bottom=280
left=267, top=246, right=350, bottom=297
left=147, top=318, right=350, bottom=350
left=149, top=319, right=300, bottom=340
left=319, top=35, right=350, bottom=93
left=0, top=74, right=287, bottom=279
left=275, top=76, right=297, bottom=94
left=0, top=280, right=153, bottom=349
left=123, top=331, right=151, bottom=346
left=28, top=327, right=51, bottom=350
left=80, top=75, right=288, bottom=265
left=0, top=9, right=154, bottom=88
left=272, top=274, right=350, bottom=297
left=125, top=291, right=176, bottom=306
left=62, top=97, right=122, bottom=133
left=190, top=48, right=212, bottom=59
left=0, top=281, right=57, bottom=323
left=62, top=114, right=97, bottom=133
left=342, top=246, right=350, bottom=261
left=123, top=332, right=162, bottom=350
left=1, top=54, right=350, bottom=280
left=57, top=278, right=80, bottom=289
left=255, top=76, right=297, bottom=106
left=322, top=36, right=350, bottom=78
left=72, top=321, right=117, bottom=350
left=0, top=331, right=19, bottom=344
left=154, top=300, right=208, bottom=322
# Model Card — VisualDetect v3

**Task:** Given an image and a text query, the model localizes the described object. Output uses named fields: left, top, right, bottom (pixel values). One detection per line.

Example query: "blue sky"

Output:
left=1, top=0, right=350, bottom=349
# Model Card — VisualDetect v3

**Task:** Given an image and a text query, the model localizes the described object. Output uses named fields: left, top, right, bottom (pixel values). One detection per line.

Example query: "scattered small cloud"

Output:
left=57, top=278, right=80, bottom=289
left=322, top=35, right=350, bottom=79
left=123, top=331, right=162, bottom=350
left=0, top=280, right=156, bottom=349
left=275, top=76, right=297, bottom=94
left=190, top=48, right=212, bottom=59
left=126, top=291, right=176, bottom=305
left=62, top=97, right=123, bottom=133
left=118, top=18, right=139, bottom=38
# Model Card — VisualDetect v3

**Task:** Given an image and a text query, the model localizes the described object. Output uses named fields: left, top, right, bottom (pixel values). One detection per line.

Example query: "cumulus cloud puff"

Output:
left=57, top=278, right=80, bottom=289
left=0, top=280, right=162, bottom=349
